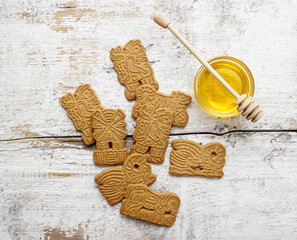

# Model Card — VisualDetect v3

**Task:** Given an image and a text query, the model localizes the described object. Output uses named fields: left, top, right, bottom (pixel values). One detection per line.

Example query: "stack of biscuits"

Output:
left=62, top=39, right=226, bottom=226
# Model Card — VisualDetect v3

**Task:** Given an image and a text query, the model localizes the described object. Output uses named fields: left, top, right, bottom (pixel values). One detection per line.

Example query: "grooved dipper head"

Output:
left=153, top=11, right=171, bottom=28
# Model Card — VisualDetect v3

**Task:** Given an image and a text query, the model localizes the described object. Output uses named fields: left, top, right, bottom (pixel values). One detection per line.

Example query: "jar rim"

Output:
left=194, top=56, right=255, bottom=118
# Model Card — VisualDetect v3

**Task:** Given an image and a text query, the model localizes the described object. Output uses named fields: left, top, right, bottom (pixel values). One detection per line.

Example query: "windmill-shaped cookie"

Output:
left=92, top=109, right=129, bottom=165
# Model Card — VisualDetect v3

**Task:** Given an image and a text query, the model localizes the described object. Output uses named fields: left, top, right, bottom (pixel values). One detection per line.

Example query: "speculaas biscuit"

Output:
left=130, top=104, right=173, bottom=164
left=110, top=39, right=159, bottom=100
left=120, top=184, right=180, bottom=226
left=94, top=153, right=156, bottom=206
left=92, top=108, right=129, bottom=165
left=132, top=85, right=192, bottom=127
left=169, top=139, right=226, bottom=178
left=61, top=84, right=103, bottom=145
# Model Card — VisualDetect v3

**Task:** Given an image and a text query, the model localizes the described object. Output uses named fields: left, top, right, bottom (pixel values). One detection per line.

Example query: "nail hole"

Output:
left=108, top=142, right=113, bottom=148
left=165, top=211, right=171, bottom=214
left=134, top=164, right=139, bottom=169
left=211, top=152, right=216, bottom=157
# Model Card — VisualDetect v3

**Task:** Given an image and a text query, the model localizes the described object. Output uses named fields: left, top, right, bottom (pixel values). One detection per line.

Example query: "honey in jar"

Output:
left=194, top=56, right=254, bottom=117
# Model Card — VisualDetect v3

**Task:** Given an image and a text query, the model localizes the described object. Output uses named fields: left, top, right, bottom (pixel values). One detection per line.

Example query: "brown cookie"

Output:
left=130, top=104, right=173, bottom=164
left=61, top=84, right=103, bottom=145
left=94, top=153, right=156, bottom=206
left=120, top=184, right=180, bottom=226
left=92, top=108, right=129, bottom=165
left=110, top=39, right=159, bottom=100
left=169, top=139, right=226, bottom=178
left=132, top=85, right=192, bottom=127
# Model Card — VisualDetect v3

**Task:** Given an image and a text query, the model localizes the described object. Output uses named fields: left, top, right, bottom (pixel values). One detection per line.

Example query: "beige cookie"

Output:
left=169, top=139, right=226, bottom=178
left=120, top=184, right=180, bottom=226
left=132, top=85, right=192, bottom=127
left=110, top=39, right=159, bottom=100
left=92, top=108, right=129, bottom=165
left=61, top=84, right=103, bottom=145
left=94, top=153, right=156, bottom=206
left=130, top=104, right=173, bottom=164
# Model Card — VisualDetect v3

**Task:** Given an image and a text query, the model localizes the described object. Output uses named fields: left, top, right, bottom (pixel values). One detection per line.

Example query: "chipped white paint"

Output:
left=0, top=0, right=297, bottom=239
left=1, top=133, right=297, bottom=239
left=0, top=0, right=297, bottom=140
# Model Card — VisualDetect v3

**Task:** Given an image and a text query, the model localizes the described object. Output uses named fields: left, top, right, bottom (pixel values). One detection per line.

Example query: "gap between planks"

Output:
left=1, top=129, right=297, bottom=142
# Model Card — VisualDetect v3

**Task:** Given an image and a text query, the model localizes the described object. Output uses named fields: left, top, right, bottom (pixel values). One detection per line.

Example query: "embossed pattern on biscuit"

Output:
left=92, top=108, right=129, bottom=165
left=130, top=104, right=173, bottom=164
left=120, top=184, right=180, bottom=226
left=94, top=153, right=156, bottom=206
left=132, top=85, right=192, bottom=127
left=61, top=84, right=103, bottom=145
left=110, top=39, right=159, bottom=101
left=170, top=139, right=226, bottom=178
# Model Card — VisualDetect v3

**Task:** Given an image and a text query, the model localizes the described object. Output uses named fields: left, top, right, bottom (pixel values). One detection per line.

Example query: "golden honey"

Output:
left=194, top=56, right=254, bottom=117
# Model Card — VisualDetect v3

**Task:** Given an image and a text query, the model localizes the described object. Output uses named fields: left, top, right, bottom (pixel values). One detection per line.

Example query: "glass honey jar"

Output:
left=194, top=56, right=255, bottom=118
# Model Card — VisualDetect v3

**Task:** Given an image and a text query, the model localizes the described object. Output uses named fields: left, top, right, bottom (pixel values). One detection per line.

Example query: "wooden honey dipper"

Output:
left=153, top=11, right=264, bottom=123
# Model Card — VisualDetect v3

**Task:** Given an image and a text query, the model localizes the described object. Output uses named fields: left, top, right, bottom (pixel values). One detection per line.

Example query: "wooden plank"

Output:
left=1, top=0, right=297, bottom=140
left=0, top=132, right=296, bottom=239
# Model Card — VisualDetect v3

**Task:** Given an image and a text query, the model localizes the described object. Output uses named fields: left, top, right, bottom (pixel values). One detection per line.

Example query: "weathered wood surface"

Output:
left=1, top=133, right=297, bottom=239
left=0, top=0, right=297, bottom=140
left=1, top=0, right=297, bottom=239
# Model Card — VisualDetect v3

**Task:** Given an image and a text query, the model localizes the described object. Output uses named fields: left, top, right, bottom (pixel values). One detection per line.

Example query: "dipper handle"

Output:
left=153, top=11, right=240, bottom=99
left=153, top=11, right=264, bottom=123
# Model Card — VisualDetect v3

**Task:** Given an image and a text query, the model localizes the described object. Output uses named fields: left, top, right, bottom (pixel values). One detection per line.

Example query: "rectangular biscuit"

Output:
left=130, top=104, right=173, bottom=164
left=110, top=39, right=159, bottom=100
left=61, top=84, right=103, bottom=145
left=132, top=85, right=192, bottom=127
left=120, top=184, right=180, bottom=226
left=169, top=139, right=226, bottom=178
left=130, top=86, right=192, bottom=163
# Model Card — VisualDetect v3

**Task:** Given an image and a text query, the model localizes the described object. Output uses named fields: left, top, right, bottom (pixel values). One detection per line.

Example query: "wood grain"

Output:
left=1, top=133, right=297, bottom=239
left=1, top=0, right=297, bottom=239
left=0, top=0, right=297, bottom=141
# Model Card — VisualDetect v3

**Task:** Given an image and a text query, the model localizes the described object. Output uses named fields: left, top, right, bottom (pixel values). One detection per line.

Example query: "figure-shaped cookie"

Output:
left=169, top=139, right=226, bottom=178
left=61, top=84, right=103, bottom=145
left=94, top=153, right=156, bottom=206
left=110, top=39, right=159, bottom=100
left=130, top=104, right=173, bottom=164
left=132, top=85, right=192, bottom=127
left=120, top=184, right=180, bottom=226
left=92, top=109, right=129, bottom=165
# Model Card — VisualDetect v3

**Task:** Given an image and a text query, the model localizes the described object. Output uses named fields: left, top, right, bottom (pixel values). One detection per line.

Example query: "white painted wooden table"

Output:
left=1, top=0, right=297, bottom=239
